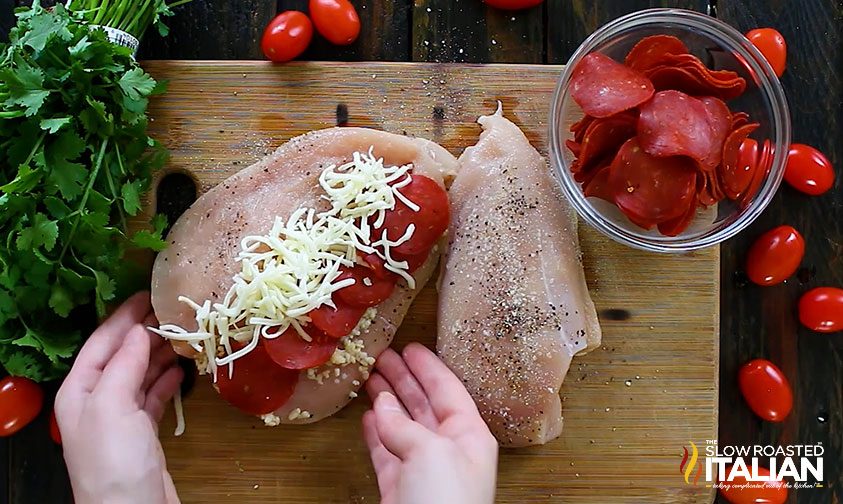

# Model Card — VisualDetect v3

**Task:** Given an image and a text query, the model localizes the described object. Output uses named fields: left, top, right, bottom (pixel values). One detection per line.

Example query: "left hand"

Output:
left=55, top=292, right=183, bottom=504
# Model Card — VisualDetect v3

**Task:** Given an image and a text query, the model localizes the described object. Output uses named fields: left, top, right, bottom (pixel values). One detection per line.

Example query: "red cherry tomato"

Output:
left=738, top=359, right=792, bottom=422
left=719, top=465, right=787, bottom=504
left=334, top=265, right=396, bottom=307
left=49, top=410, right=61, bottom=445
left=309, top=0, right=360, bottom=46
left=264, top=327, right=338, bottom=370
left=375, top=174, right=450, bottom=256
left=216, top=342, right=299, bottom=416
left=309, top=299, right=367, bottom=338
left=745, top=28, right=787, bottom=77
left=261, top=11, right=313, bottom=63
left=745, top=225, right=804, bottom=286
left=784, top=144, right=835, bottom=196
left=482, top=0, right=544, bottom=9
left=798, top=287, right=843, bottom=333
left=0, top=376, right=43, bottom=437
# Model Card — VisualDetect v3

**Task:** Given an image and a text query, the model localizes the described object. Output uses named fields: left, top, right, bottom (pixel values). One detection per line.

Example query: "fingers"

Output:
left=373, top=349, right=439, bottom=430
left=72, top=292, right=152, bottom=373
left=144, top=365, right=184, bottom=424
left=142, top=339, right=178, bottom=391
left=373, top=392, right=436, bottom=459
left=97, top=324, right=152, bottom=399
left=402, top=343, right=481, bottom=422
left=362, top=409, right=401, bottom=495
left=366, top=372, right=404, bottom=409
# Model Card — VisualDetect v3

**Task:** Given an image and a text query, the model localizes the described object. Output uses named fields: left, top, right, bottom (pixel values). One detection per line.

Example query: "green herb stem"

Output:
left=59, top=138, right=108, bottom=262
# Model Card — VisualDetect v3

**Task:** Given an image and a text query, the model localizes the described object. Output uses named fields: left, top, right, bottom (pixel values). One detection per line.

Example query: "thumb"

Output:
left=98, top=324, right=151, bottom=397
left=374, top=392, right=436, bottom=459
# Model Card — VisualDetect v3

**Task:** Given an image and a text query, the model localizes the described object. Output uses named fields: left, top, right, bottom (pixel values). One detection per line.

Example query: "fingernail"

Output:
left=376, top=392, right=403, bottom=414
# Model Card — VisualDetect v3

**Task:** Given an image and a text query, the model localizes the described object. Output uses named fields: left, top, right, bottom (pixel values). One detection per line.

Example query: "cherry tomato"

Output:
left=784, top=144, right=835, bottom=196
left=0, top=376, right=43, bottom=437
left=264, top=327, right=338, bottom=370
left=49, top=410, right=61, bottom=445
left=738, top=359, right=792, bottom=422
left=261, top=11, right=313, bottom=63
left=482, top=0, right=544, bottom=10
left=309, top=299, right=367, bottom=338
left=745, top=28, right=787, bottom=77
left=309, top=0, right=360, bottom=46
left=798, top=287, right=843, bottom=333
left=335, top=265, right=396, bottom=307
left=745, top=225, right=804, bottom=286
left=216, top=342, right=299, bottom=416
left=719, top=465, right=787, bottom=504
left=375, top=174, right=450, bottom=256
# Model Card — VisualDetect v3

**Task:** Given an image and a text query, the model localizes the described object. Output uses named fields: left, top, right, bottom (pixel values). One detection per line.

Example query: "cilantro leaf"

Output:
left=49, top=283, right=74, bottom=317
left=47, top=158, right=88, bottom=200
left=121, top=179, right=143, bottom=215
left=118, top=68, right=156, bottom=101
left=40, top=117, right=72, bottom=133
left=16, top=213, right=59, bottom=252
left=19, top=5, right=72, bottom=51
left=1, top=62, right=50, bottom=116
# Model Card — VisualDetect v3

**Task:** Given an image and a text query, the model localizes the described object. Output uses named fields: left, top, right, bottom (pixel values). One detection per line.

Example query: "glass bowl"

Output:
left=549, top=9, right=790, bottom=253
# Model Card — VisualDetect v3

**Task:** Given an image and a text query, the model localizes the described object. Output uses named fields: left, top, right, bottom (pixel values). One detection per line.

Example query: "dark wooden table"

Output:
left=1, top=1, right=841, bottom=503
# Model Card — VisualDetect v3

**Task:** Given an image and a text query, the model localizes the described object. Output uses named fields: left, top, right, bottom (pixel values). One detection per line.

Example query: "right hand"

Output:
left=363, top=343, right=498, bottom=504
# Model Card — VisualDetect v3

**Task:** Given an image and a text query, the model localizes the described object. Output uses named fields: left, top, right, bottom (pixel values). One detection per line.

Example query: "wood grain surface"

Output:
left=138, top=60, right=719, bottom=504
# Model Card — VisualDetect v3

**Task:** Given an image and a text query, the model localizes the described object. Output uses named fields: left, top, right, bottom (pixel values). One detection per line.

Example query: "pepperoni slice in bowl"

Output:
left=727, top=137, right=760, bottom=199
left=216, top=341, right=300, bottom=416
left=740, top=139, right=772, bottom=207
left=575, top=112, right=637, bottom=175
left=637, top=90, right=725, bottom=169
left=657, top=197, right=697, bottom=237
left=570, top=115, right=595, bottom=144
left=731, top=111, right=750, bottom=130
left=624, top=35, right=689, bottom=72
left=582, top=165, right=615, bottom=202
left=645, top=63, right=746, bottom=101
left=570, top=53, right=655, bottom=118
left=608, top=138, right=698, bottom=226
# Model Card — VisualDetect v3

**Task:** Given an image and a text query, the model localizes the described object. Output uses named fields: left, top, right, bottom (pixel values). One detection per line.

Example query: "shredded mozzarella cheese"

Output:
left=150, top=149, right=421, bottom=378
left=173, top=388, right=185, bottom=436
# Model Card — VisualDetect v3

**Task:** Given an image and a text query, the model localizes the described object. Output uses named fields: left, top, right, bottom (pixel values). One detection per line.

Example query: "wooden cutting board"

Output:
left=137, top=61, right=719, bottom=503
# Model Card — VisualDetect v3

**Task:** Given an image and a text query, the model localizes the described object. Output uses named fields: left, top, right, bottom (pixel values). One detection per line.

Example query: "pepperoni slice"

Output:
left=697, top=172, right=719, bottom=207
left=740, top=139, right=772, bottom=207
left=657, top=197, right=697, bottom=236
left=375, top=174, right=449, bottom=256
left=309, top=299, right=367, bottom=338
left=721, top=122, right=761, bottom=194
left=645, top=64, right=747, bottom=101
left=722, top=137, right=759, bottom=200
left=582, top=165, right=614, bottom=202
left=570, top=53, right=655, bottom=118
left=570, top=116, right=595, bottom=144
left=576, top=112, right=637, bottom=175
left=392, top=249, right=430, bottom=273
left=699, top=96, right=732, bottom=167
left=264, top=327, right=338, bottom=370
left=216, top=342, right=299, bottom=415
left=565, top=139, right=582, bottom=158
left=609, top=138, right=698, bottom=225
left=731, top=111, right=750, bottom=130
left=624, top=35, right=689, bottom=72
left=637, top=91, right=724, bottom=169
left=335, top=265, right=396, bottom=307
left=359, top=252, right=393, bottom=280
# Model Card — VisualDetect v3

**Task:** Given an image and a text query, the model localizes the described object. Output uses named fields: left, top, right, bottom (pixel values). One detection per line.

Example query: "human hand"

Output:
left=55, top=292, right=184, bottom=504
left=364, top=343, right=498, bottom=504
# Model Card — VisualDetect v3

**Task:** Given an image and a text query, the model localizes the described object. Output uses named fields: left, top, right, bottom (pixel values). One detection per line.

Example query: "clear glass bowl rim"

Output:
left=548, top=8, right=791, bottom=253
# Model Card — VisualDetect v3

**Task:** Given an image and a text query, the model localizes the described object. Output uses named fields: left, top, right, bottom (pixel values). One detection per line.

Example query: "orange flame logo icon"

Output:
left=679, top=441, right=704, bottom=485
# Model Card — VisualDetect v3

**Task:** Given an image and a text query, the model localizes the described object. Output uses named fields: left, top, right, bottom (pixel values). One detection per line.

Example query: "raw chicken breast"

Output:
left=437, top=107, right=601, bottom=447
left=151, top=127, right=458, bottom=423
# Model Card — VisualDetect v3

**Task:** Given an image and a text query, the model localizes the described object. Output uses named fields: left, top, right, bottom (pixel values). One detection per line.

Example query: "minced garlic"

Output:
left=287, top=408, right=312, bottom=421
left=261, top=413, right=281, bottom=426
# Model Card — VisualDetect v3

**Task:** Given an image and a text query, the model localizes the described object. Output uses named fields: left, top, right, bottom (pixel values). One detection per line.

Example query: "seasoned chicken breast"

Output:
left=151, top=127, right=458, bottom=423
left=437, top=107, right=601, bottom=447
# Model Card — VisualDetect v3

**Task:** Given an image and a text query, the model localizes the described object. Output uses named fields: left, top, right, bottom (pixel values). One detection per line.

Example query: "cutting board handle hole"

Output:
left=156, top=172, right=198, bottom=236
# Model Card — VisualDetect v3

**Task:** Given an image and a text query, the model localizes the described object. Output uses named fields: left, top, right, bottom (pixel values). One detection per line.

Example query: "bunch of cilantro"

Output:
left=0, top=2, right=170, bottom=381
